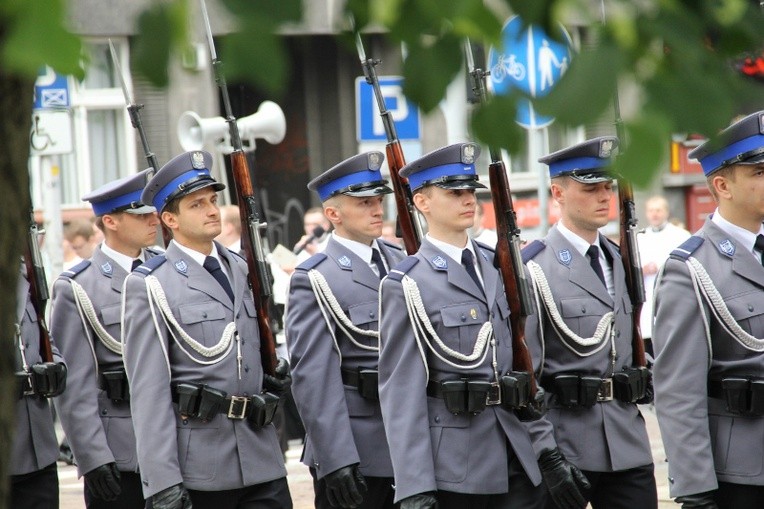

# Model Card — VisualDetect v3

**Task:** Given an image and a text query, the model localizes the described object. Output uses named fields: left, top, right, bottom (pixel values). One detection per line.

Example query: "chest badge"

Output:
left=100, top=261, right=113, bottom=276
left=338, top=255, right=352, bottom=269
left=470, top=308, right=478, bottom=320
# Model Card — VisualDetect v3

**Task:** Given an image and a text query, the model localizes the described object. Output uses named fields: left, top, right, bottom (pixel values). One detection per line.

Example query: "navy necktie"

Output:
left=203, top=256, right=234, bottom=303
left=371, top=249, right=387, bottom=278
left=131, top=259, right=142, bottom=272
left=461, top=249, right=482, bottom=290
left=586, top=245, right=606, bottom=287
left=755, top=235, right=764, bottom=266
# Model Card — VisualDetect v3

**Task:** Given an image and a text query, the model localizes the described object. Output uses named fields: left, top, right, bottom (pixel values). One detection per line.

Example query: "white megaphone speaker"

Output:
left=177, top=111, right=230, bottom=152
left=177, top=101, right=286, bottom=154
left=237, top=100, right=286, bottom=151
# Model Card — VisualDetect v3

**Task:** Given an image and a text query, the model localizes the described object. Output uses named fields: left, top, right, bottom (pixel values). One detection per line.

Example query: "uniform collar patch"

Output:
left=174, top=260, right=188, bottom=274
left=337, top=255, right=352, bottom=269
left=431, top=255, right=448, bottom=270
left=100, top=261, right=113, bottom=276
left=718, top=239, right=735, bottom=257
left=557, top=249, right=572, bottom=266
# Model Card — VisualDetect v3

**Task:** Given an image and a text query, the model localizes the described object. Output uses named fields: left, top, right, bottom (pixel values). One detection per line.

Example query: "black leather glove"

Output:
left=675, top=491, right=719, bottom=508
left=151, top=483, right=193, bottom=509
left=400, top=492, right=438, bottom=509
left=84, top=462, right=121, bottom=501
left=263, top=357, right=292, bottom=397
left=31, top=362, right=67, bottom=397
left=538, top=448, right=590, bottom=509
left=324, top=464, right=367, bottom=508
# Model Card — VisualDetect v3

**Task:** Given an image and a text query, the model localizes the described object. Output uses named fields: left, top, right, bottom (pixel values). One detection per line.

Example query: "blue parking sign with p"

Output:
left=356, top=76, right=420, bottom=142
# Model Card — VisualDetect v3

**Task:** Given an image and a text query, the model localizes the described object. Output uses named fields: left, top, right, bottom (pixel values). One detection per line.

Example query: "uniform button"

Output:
left=616, top=330, right=621, bottom=338
left=748, top=304, right=754, bottom=312
left=434, top=415, right=441, bottom=423
left=236, top=313, right=241, bottom=319
left=101, top=409, right=108, bottom=415
left=182, top=419, right=189, bottom=425
left=581, top=306, right=586, bottom=313
left=202, top=312, right=208, bottom=318
left=491, top=312, right=495, bottom=319
left=244, top=366, right=250, bottom=373
left=460, top=314, right=466, bottom=322
left=369, top=311, right=375, bottom=318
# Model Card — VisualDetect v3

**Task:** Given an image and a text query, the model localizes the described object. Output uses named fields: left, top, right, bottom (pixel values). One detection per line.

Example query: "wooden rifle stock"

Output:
left=464, top=40, right=540, bottom=408
left=25, top=215, right=53, bottom=363
left=354, top=27, right=422, bottom=254
left=200, top=0, right=276, bottom=375
left=488, top=159, right=539, bottom=399
left=618, top=181, right=647, bottom=368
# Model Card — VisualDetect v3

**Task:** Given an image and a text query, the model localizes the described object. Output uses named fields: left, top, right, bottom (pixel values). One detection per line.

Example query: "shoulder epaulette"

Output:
left=60, top=259, right=91, bottom=280
left=296, top=253, right=327, bottom=271
left=670, top=236, right=704, bottom=261
left=521, top=240, right=546, bottom=264
left=387, top=256, right=419, bottom=282
left=379, top=239, right=404, bottom=252
left=135, top=255, right=167, bottom=275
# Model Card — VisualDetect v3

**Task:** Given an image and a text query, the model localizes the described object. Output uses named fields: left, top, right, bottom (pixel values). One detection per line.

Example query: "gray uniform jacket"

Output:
left=286, top=237, right=405, bottom=479
left=653, top=218, right=764, bottom=497
left=12, top=272, right=63, bottom=476
left=51, top=246, right=159, bottom=477
left=122, top=241, right=286, bottom=498
left=522, top=226, right=652, bottom=472
left=379, top=238, right=542, bottom=502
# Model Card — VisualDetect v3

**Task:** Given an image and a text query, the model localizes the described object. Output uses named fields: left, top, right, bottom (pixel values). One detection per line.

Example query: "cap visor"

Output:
left=738, top=151, right=764, bottom=165
left=124, top=204, right=157, bottom=214
left=344, top=185, right=394, bottom=197
left=434, top=180, right=487, bottom=190
left=176, top=180, right=226, bottom=200
left=567, top=172, right=614, bottom=184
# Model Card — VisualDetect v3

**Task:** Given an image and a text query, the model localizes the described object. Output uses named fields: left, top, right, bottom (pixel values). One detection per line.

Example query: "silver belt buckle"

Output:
left=486, top=381, right=502, bottom=406
left=227, top=395, right=249, bottom=419
left=597, top=378, right=613, bottom=402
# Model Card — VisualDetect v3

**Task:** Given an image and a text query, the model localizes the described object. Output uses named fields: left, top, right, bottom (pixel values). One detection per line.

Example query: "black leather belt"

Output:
left=341, top=368, right=362, bottom=388
left=341, top=368, right=380, bottom=401
left=426, top=379, right=502, bottom=405
left=708, top=380, right=724, bottom=399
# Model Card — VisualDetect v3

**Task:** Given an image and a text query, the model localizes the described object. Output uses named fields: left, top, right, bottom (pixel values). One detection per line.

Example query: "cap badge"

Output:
left=557, top=249, right=572, bottom=266
left=100, top=261, right=113, bottom=276
left=368, top=152, right=382, bottom=168
left=718, top=239, right=735, bottom=257
left=191, top=152, right=206, bottom=169
left=462, top=143, right=476, bottom=164
left=174, top=260, right=188, bottom=274
left=599, top=139, right=614, bottom=158
left=338, top=255, right=352, bottom=269
left=431, top=255, right=448, bottom=270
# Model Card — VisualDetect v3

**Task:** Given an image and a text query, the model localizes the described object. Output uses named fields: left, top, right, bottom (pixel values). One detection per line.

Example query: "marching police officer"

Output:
left=378, top=142, right=576, bottom=509
left=286, top=152, right=405, bottom=509
left=11, top=264, right=67, bottom=508
left=653, top=111, right=764, bottom=509
left=50, top=169, right=161, bottom=508
left=122, top=151, right=292, bottom=509
left=523, top=137, right=657, bottom=508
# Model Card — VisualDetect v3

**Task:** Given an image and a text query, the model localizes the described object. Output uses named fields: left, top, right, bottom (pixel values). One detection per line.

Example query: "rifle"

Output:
left=600, top=1, right=647, bottom=369
left=353, top=24, right=423, bottom=254
left=24, top=212, right=53, bottom=363
left=108, top=39, right=173, bottom=247
left=465, top=41, right=544, bottom=420
left=200, top=0, right=277, bottom=375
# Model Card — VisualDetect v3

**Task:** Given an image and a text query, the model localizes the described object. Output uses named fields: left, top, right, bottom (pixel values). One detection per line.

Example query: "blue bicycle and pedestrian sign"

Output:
left=488, top=16, right=573, bottom=130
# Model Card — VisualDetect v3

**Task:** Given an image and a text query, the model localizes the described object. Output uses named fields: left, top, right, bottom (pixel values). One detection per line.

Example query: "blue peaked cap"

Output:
left=141, top=151, right=225, bottom=212
left=689, top=111, right=764, bottom=176
left=308, top=151, right=392, bottom=201
left=399, top=142, right=486, bottom=191
left=539, top=136, right=619, bottom=183
left=82, top=168, right=156, bottom=216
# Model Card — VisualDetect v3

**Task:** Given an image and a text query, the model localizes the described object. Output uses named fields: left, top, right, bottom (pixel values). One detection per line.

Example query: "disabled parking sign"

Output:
left=488, top=16, right=573, bottom=130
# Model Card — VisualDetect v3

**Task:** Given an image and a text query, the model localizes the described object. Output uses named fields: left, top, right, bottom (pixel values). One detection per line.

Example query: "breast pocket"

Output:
left=178, top=302, right=228, bottom=347
left=348, top=301, right=379, bottom=348
left=725, top=292, right=764, bottom=338
left=440, top=301, right=487, bottom=355
left=560, top=297, right=607, bottom=337
left=100, top=304, right=122, bottom=327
